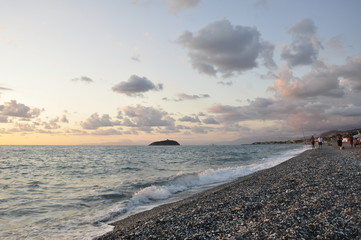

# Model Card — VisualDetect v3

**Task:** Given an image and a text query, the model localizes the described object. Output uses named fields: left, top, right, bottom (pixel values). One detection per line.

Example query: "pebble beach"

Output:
left=96, top=146, right=361, bottom=240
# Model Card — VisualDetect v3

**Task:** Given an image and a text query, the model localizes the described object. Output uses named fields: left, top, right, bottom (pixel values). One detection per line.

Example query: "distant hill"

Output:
left=149, top=139, right=180, bottom=146
left=320, top=128, right=361, bottom=138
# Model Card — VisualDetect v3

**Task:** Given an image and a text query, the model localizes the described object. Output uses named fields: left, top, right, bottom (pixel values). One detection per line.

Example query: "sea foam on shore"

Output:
left=97, top=146, right=361, bottom=240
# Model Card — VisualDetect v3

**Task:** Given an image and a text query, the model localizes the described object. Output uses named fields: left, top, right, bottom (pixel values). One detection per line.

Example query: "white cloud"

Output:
left=177, top=18, right=275, bottom=78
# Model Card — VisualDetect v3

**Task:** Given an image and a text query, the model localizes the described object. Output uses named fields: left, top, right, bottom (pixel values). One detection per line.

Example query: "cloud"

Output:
left=92, top=128, right=124, bottom=135
left=208, top=104, right=247, bottom=123
left=0, top=86, right=12, bottom=91
left=164, top=0, right=200, bottom=13
left=0, top=100, right=41, bottom=118
left=254, top=0, right=269, bottom=8
left=208, top=98, right=299, bottom=124
left=176, top=93, right=210, bottom=100
left=72, top=76, right=94, bottom=83
left=327, top=35, right=344, bottom=50
left=326, top=105, right=361, bottom=117
left=202, top=117, right=219, bottom=124
left=118, top=105, right=175, bottom=127
left=288, top=18, right=316, bottom=36
left=112, top=75, right=163, bottom=96
left=177, top=18, right=275, bottom=78
left=60, top=115, right=69, bottom=123
left=178, top=115, right=200, bottom=123
left=81, top=113, right=120, bottom=129
left=270, top=55, right=361, bottom=99
left=131, top=55, right=141, bottom=62
left=337, top=56, right=361, bottom=91
left=208, top=94, right=361, bottom=135
left=0, top=116, right=8, bottom=123
left=42, top=117, right=62, bottom=130
left=191, top=126, right=209, bottom=134
left=281, top=19, right=322, bottom=67
left=269, top=66, right=344, bottom=99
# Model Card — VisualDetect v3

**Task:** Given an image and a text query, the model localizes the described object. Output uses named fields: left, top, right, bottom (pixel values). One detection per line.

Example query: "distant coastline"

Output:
left=251, top=140, right=305, bottom=145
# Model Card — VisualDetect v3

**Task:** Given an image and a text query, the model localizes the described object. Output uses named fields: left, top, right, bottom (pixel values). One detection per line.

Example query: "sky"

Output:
left=0, top=0, right=360, bottom=145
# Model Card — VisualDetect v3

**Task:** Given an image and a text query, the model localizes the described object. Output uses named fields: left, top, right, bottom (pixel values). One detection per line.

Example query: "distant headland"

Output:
left=149, top=139, right=180, bottom=146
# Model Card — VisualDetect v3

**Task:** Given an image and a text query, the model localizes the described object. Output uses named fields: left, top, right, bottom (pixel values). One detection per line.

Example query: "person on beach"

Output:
left=349, top=136, right=354, bottom=148
left=318, top=137, right=324, bottom=149
left=337, top=136, right=343, bottom=150
left=310, top=136, right=315, bottom=149
left=355, top=138, right=360, bottom=148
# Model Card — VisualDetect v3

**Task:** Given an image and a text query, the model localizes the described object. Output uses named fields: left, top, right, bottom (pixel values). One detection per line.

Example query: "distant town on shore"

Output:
left=252, top=128, right=361, bottom=145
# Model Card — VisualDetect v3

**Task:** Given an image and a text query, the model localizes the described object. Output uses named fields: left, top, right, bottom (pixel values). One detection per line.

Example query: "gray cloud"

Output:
left=208, top=95, right=361, bottom=134
left=270, top=55, right=361, bottom=100
left=177, top=18, right=275, bottom=78
left=338, top=56, right=361, bottom=91
left=191, top=126, right=208, bottom=134
left=112, top=75, right=163, bottom=96
left=81, top=113, right=120, bottom=130
left=179, top=115, right=200, bottom=123
left=0, top=115, right=8, bottom=123
left=0, top=100, right=41, bottom=118
left=269, top=66, right=345, bottom=99
left=281, top=19, right=322, bottom=67
left=288, top=18, right=316, bottom=36
left=0, top=86, right=12, bottom=91
left=72, top=76, right=94, bottom=83
left=176, top=93, right=210, bottom=100
left=326, top=105, right=361, bottom=117
left=41, top=117, right=62, bottom=130
left=60, top=115, right=69, bottom=123
left=202, top=117, right=219, bottom=125
left=208, top=98, right=298, bottom=124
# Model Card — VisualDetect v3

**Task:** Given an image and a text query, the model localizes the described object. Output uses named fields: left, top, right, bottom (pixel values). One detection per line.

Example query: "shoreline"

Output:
left=96, top=146, right=361, bottom=239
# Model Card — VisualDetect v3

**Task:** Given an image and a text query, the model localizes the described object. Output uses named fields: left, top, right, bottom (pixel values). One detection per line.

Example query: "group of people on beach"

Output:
left=310, top=135, right=361, bottom=150
left=337, top=136, right=361, bottom=150
left=310, top=136, right=324, bottom=149
left=347, top=135, right=361, bottom=149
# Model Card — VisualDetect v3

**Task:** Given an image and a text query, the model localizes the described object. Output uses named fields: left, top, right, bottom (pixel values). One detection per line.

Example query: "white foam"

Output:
left=103, top=145, right=308, bottom=222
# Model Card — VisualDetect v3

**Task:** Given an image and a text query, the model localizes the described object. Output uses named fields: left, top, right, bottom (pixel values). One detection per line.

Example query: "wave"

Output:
left=96, top=145, right=307, bottom=224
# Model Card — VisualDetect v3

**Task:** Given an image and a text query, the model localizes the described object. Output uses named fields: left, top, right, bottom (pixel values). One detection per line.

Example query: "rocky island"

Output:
left=149, top=139, right=180, bottom=146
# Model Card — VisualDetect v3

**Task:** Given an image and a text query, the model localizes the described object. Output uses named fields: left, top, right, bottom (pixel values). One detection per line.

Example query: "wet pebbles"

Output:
left=96, top=146, right=361, bottom=239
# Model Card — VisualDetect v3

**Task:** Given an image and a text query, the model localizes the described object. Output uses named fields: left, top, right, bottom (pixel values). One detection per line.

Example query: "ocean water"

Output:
left=0, top=144, right=308, bottom=240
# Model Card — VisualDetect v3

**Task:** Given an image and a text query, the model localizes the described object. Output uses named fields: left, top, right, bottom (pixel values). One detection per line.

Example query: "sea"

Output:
left=0, top=144, right=308, bottom=240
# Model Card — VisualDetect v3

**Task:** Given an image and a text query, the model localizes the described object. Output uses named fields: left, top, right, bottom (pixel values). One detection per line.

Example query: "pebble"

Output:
left=96, top=146, right=361, bottom=240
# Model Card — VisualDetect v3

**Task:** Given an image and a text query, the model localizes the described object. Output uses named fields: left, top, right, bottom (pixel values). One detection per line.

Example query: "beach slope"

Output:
left=96, top=146, right=361, bottom=239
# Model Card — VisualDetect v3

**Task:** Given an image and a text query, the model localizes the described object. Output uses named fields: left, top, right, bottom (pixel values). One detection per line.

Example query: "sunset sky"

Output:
left=0, top=0, right=360, bottom=145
